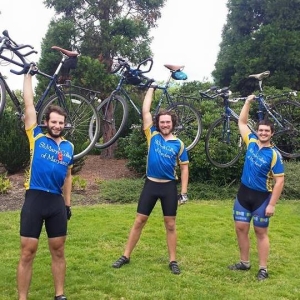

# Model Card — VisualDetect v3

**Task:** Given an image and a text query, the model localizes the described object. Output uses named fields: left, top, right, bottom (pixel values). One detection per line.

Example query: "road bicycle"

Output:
left=0, top=30, right=101, bottom=160
left=204, top=70, right=300, bottom=168
left=88, top=57, right=202, bottom=151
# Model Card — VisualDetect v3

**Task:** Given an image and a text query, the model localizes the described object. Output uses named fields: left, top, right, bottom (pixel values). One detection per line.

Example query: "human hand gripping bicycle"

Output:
left=0, top=30, right=101, bottom=160
left=88, top=57, right=202, bottom=151
left=204, top=71, right=300, bottom=168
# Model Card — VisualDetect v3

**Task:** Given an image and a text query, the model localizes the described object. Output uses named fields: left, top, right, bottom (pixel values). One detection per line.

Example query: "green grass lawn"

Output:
left=1, top=200, right=299, bottom=300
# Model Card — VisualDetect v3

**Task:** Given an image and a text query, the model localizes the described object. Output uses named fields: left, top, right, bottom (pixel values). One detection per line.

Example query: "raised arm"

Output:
left=142, top=87, right=155, bottom=129
left=238, top=94, right=255, bottom=138
left=23, top=74, right=37, bottom=130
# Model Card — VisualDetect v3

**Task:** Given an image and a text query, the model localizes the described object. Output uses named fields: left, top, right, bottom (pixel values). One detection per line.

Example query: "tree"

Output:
left=37, top=0, right=166, bottom=157
left=43, top=0, right=166, bottom=68
left=213, top=0, right=300, bottom=93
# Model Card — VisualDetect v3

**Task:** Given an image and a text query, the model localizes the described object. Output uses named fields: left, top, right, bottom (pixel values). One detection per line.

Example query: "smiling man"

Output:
left=228, top=94, right=285, bottom=281
left=112, top=86, right=189, bottom=275
left=17, top=74, right=74, bottom=300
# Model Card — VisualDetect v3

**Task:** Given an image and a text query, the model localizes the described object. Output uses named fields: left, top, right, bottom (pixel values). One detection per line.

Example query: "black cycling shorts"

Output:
left=20, top=189, right=68, bottom=239
left=237, top=183, right=271, bottom=212
left=137, top=179, right=178, bottom=216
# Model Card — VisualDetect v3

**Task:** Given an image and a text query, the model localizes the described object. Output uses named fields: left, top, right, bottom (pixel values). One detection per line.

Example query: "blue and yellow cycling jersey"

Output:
left=241, top=132, right=284, bottom=192
left=144, top=125, right=189, bottom=180
left=25, top=124, right=74, bottom=194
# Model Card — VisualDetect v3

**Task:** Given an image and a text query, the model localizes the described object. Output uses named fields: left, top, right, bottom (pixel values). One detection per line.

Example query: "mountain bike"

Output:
left=88, top=57, right=202, bottom=151
left=204, top=71, right=300, bottom=168
left=0, top=30, right=100, bottom=160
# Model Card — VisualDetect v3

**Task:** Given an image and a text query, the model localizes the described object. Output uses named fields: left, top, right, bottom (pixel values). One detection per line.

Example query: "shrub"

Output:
left=72, top=175, right=87, bottom=191
left=0, top=173, right=12, bottom=194
left=281, top=160, right=300, bottom=199
left=0, top=111, right=30, bottom=174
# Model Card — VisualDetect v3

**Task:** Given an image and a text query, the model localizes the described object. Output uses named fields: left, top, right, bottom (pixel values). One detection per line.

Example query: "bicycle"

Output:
left=204, top=70, right=300, bottom=168
left=0, top=30, right=101, bottom=160
left=88, top=57, right=202, bottom=151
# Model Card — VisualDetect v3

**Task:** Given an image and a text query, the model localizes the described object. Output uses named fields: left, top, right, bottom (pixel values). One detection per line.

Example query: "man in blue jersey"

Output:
left=112, top=86, right=189, bottom=274
left=228, top=95, right=284, bottom=281
left=17, top=74, right=73, bottom=300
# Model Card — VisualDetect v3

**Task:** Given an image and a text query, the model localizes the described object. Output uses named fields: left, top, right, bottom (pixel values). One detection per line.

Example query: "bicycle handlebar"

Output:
left=111, top=57, right=153, bottom=74
left=199, top=86, right=231, bottom=99
left=0, top=30, right=38, bottom=75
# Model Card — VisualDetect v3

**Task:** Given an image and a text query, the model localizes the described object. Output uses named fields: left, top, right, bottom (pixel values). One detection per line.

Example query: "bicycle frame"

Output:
left=256, top=93, right=292, bottom=131
left=0, top=48, right=76, bottom=124
left=103, top=70, right=176, bottom=119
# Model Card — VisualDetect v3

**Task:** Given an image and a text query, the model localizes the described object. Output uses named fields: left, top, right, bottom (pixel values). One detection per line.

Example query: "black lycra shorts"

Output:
left=20, top=189, right=67, bottom=239
left=137, top=179, right=178, bottom=216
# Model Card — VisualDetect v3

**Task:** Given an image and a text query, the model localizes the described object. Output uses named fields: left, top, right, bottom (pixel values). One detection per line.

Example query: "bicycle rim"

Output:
left=205, top=116, right=245, bottom=168
left=268, top=100, right=300, bottom=158
left=0, top=79, right=6, bottom=117
left=89, top=94, right=128, bottom=149
left=37, top=93, right=100, bottom=161
left=167, top=102, right=202, bottom=151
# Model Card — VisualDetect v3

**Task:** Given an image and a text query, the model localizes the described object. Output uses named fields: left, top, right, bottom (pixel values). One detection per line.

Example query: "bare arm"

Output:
left=180, top=164, right=189, bottom=194
left=63, top=168, right=72, bottom=206
left=265, top=175, right=284, bottom=216
left=23, top=75, right=37, bottom=130
left=142, top=87, right=155, bottom=129
left=238, top=95, right=255, bottom=138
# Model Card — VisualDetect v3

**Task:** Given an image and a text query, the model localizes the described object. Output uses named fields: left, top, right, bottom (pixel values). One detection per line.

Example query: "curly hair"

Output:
left=44, top=105, right=67, bottom=122
left=154, top=110, right=177, bottom=132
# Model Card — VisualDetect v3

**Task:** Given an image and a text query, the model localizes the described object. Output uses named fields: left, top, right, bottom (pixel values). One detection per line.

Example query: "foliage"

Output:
left=115, top=125, right=147, bottom=175
left=37, top=0, right=166, bottom=100
left=281, top=160, right=300, bottom=199
left=0, top=173, right=12, bottom=194
left=1, top=202, right=300, bottom=299
left=100, top=178, right=145, bottom=203
left=72, top=175, right=87, bottom=191
left=0, top=111, right=30, bottom=174
left=213, top=0, right=300, bottom=92
left=44, top=0, right=164, bottom=61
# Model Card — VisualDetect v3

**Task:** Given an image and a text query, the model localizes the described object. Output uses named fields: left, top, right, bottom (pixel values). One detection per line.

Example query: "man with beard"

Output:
left=112, top=86, right=189, bottom=275
left=17, top=73, right=73, bottom=300
left=228, top=94, right=284, bottom=281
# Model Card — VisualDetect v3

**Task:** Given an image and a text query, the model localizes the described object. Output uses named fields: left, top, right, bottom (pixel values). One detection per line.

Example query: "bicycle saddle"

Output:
left=248, top=71, right=270, bottom=81
left=164, top=64, right=184, bottom=71
left=51, top=46, right=79, bottom=57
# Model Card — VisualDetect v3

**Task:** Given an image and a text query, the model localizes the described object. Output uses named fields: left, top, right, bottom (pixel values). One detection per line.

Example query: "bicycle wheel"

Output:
left=267, top=100, right=300, bottom=158
left=37, top=93, right=101, bottom=161
left=89, top=93, right=128, bottom=149
left=205, top=116, right=245, bottom=168
left=167, top=102, right=202, bottom=151
left=0, top=79, right=6, bottom=117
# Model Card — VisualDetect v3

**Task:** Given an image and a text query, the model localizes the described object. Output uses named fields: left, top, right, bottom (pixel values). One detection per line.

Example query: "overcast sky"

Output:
left=0, top=0, right=228, bottom=89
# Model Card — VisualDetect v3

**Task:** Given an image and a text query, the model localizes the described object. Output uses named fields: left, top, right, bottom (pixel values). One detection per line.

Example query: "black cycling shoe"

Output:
left=54, top=295, right=67, bottom=300
left=257, top=268, right=269, bottom=281
left=112, top=255, right=130, bottom=268
left=228, top=262, right=251, bottom=271
left=169, top=261, right=181, bottom=275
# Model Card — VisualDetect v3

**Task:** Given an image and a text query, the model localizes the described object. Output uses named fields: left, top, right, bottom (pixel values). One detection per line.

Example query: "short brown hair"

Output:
left=257, top=119, right=275, bottom=133
left=45, top=105, right=67, bottom=122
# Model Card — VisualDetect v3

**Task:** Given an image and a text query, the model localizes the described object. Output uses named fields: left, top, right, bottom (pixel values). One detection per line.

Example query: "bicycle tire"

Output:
left=37, top=93, right=101, bottom=161
left=267, top=100, right=300, bottom=158
left=166, top=102, right=202, bottom=151
left=205, top=116, right=245, bottom=168
left=89, top=93, right=128, bottom=149
left=0, top=79, right=6, bottom=117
